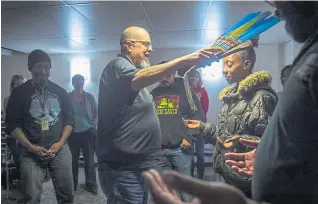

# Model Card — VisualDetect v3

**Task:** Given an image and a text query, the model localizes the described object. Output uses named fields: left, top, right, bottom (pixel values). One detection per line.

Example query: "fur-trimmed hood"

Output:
left=219, top=70, right=273, bottom=101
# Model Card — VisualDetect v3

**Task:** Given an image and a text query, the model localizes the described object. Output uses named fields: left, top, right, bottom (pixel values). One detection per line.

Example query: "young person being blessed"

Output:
left=184, top=39, right=278, bottom=197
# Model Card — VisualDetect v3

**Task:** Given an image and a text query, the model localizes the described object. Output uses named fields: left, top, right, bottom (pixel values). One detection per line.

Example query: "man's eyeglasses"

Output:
left=127, top=40, right=152, bottom=49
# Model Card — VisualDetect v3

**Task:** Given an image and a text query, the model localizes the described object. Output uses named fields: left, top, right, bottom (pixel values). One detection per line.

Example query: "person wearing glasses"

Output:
left=5, top=50, right=75, bottom=204
left=96, top=26, right=221, bottom=204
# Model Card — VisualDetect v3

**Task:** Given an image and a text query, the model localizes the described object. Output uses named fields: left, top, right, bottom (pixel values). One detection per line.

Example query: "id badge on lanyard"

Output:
left=38, top=87, right=49, bottom=131
left=41, top=117, right=49, bottom=131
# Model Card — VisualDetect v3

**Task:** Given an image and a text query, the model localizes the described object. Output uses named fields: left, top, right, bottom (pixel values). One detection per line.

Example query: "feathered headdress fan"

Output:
left=183, top=11, right=280, bottom=111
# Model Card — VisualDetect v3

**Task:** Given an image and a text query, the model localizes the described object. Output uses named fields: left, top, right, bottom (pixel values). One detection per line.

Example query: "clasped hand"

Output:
left=28, top=141, right=63, bottom=158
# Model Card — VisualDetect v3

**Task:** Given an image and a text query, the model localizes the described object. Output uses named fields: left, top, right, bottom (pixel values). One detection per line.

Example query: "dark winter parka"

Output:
left=198, top=70, right=278, bottom=193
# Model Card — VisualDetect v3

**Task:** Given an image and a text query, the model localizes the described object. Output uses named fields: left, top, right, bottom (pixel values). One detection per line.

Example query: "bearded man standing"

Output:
left=96, top=26, right=220, bottom=204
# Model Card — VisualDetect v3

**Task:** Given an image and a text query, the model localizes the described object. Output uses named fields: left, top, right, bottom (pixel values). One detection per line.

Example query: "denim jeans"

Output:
left=191, top=136, right=205, bottom=179
left=20, top=144, right=74, bottom=204
left=159, top=147, right=192, bottom=201
left=98, top=163, right=148, bottom=204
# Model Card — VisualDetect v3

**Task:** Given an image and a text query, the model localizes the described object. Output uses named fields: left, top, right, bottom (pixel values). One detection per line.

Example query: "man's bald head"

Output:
left=119, top=27, right=152, bottom=69
left=120, top=27, right=151, bottom=48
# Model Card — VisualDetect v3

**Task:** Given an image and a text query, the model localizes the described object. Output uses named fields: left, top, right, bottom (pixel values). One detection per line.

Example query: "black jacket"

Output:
left=253, top=32, right=318, bottom=204
left=197, top=71, right=278, bottom=193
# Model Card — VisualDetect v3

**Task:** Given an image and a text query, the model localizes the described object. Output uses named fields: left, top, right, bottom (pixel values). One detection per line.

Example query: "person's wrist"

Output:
left=26, top=144, right=36, bottom=152
left=57, top=140, right=65, bottom=146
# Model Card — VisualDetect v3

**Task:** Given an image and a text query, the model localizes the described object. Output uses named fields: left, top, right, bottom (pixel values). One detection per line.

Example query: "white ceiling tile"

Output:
left=71, top=32, right=161, bottom=52
left=152, top=30, right=213, bottom=49
left=1, top=1, right=65, bottom=9
left=64, top=1, right=100, bottom=5
left=72, top=2, right=152, bottom=35
left=1, top=39, right=39, bottom=53
left=70, top=35, right=120, bottom=51
left=1, top=5, right=94, bottom=39
left=142, top=1, right=209, bottom=32
left=1, top=1, right=289, bottom=54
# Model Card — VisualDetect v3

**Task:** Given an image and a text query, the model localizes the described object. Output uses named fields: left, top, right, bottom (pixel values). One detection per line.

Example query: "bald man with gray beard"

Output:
left=96, top=26, right=221, bottom=203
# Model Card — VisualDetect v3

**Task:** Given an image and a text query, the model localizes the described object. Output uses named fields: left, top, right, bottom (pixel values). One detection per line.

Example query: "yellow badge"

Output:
left=41, top=118, right=49, bottom=131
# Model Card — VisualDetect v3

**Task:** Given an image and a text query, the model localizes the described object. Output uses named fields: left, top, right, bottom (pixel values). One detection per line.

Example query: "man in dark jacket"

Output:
left=184, top=42, right=278, bottom=197
left=251, top=2, right=318, bottom=203
left=151, top=61, right=204, bottom=201
left=277, top=64, right=292, bottom=98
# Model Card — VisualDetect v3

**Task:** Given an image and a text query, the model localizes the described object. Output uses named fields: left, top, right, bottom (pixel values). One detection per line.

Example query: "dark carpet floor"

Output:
left=2, top=167, right=223, bottom=204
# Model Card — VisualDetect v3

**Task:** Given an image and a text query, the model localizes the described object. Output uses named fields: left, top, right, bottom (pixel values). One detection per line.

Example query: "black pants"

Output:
left=68, top=128, right=97, bottom=189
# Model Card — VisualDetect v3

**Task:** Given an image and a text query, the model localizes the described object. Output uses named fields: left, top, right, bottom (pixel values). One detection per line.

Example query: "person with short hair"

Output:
left=184, top=40, right=278, bottom=197
left=151, top=61, right=204, bottom=201
left=96, top=26, right=221, bottom=203
left=5, top=49, right=75, bottom=204
left=252, top=2, right=318, bottom=203
left=68, top=74, right=98, bottom=194
left=277, top=64, right=292, bottom=98
left=280, top=64, right=292, bottom=87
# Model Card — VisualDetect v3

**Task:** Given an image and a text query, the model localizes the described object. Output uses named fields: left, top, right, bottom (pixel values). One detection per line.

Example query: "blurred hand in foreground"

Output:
left=143, top=169, right=248, bottom=204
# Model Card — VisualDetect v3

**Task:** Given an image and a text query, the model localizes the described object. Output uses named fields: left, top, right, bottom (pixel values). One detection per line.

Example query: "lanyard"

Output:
left=38, top=89, right=48, bottom=116
left=32, top=82, right=48, bottom=116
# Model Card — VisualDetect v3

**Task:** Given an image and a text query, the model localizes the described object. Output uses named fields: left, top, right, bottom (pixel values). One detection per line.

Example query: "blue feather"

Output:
left=222, top=12, right=261, bottom=36
left=237, top=17, right=280, bottom=42
left=241, top=11, right=273, bottom=35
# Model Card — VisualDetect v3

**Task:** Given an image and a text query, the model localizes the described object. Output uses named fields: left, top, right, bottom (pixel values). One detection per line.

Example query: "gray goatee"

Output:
left=140, top=60, right=151, bottom=69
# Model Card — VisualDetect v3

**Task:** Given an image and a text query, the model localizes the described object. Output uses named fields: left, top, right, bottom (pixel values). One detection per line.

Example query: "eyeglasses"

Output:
left=127, top=40, right=152, bottom=49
